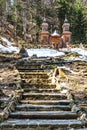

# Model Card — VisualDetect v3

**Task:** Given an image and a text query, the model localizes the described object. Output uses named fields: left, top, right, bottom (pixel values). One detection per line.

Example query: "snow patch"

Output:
left=1, top=37, right=12, bottom=46
left=71, top=48, right=87, bottom=61
left=71, top=48, right=87, bottom=57
left=26, top=48, right=65, bottom=57
left=0, top=37, right=19, bottom=53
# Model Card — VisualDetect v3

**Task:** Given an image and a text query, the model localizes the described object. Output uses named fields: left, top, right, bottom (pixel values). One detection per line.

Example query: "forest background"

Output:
left=0, top=0, right=87, bottom=46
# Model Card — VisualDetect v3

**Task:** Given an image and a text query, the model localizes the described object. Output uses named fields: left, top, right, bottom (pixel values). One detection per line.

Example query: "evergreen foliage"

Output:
left=71, top=0, right=87, bottom=43
left=0, top=0, right=5, bottom=16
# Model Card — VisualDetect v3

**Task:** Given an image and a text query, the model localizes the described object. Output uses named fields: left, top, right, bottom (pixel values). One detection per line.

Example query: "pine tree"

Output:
left=0, top=0, right=5, bottom=16
left=56, top=0, right=74, bottom=32
left=71, top=0, right=87, bottom=43
left=56, top=0, right=87, bottom=43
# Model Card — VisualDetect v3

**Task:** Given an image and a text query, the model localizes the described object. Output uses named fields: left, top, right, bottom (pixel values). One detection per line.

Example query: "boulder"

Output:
left=19, top=47, right=28, bottom=57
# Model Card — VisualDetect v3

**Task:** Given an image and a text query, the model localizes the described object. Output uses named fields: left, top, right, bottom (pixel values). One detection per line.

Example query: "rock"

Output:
left=31, top=54, right=37, bottom=58
left=19, top=47, right=28, bottom=57
left=71, top=104, right=80, bottom=113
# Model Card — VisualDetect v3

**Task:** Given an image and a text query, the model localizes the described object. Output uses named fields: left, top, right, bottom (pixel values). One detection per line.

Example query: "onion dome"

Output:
left=42, top=17, right=48, bottom=26
left=62, top=18, right=70, bottom=27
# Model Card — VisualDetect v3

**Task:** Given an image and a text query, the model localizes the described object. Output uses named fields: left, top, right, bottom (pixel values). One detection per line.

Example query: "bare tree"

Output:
left=22, top=8, right=27, bottom=40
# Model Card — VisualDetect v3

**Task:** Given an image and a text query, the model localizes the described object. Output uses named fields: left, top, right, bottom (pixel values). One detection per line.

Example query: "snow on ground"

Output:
left=0, top=37, right=19, bottom=53
left=71, top=48, right=87, bottom=57
left=26, top=48, right=65, bottom=57
left=1, top=37, right=12, bottom=46
left=0, top=37, right=87, bottom=59
left=71, top=48, right=87, bottom=61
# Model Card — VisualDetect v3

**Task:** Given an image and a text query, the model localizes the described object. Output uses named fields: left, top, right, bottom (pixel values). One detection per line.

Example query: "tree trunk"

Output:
left=22, top=9, right=27, bottom=40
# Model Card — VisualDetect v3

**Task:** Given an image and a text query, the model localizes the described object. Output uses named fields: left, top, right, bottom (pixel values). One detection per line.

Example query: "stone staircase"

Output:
left=0, top=58, right=86, bottom=130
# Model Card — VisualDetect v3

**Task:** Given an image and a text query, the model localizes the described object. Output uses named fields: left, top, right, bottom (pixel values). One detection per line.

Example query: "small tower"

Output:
left=62, top=17, right=72, bottom=47
left=41, top=17, right=49, bottom=44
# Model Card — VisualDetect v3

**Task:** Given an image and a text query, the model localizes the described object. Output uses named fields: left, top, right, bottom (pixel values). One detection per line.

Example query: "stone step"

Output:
left=20, top=99, right=71, bottom=105
left=19, top=71, right=51, bottom=75
left=21, top=79, right=52, bottom=83
left=20, top=74, right=50, bottom=79
left=18, top=67, right=44, bottom=71
left=20, top=75, right=50, bottom=79
left=22, top=93, right=67, bottom=100
left=17, top=63, right=44, bottom=65
left=0, top=98, right=9, bottom=102
left=0, top=119, right=82, bottom=129
left=16, top=104, right=71, bottom=111
left=19, top=71, right=50, bottom=75
left=10, top=111, right=78, bottom=119
left=22, top=83, right=56, bottom=89
left=18, top=68, right=50, bottom=72
left=21, top=78, right=52, bottom=85
left=23, top=88, right=60, bottom=93
left=18, top=65, right=44, bottom=67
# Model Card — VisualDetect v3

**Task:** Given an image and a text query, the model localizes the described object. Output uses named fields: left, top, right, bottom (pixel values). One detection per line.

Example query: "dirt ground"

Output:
left=58, top=61, right=87, bottom=112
